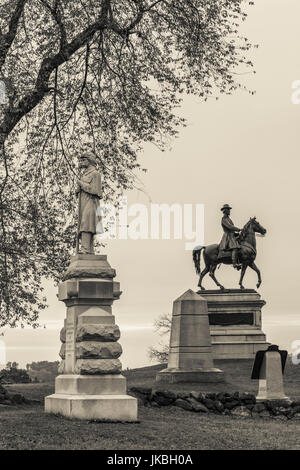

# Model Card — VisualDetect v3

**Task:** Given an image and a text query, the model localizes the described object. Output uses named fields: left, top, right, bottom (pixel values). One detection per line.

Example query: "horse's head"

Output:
left=240, top=217, right=266, bottom=241
left=251, top=217, right=267, bottom=236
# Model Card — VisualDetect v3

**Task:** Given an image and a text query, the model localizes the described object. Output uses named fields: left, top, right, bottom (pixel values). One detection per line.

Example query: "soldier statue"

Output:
left=76, top=151, right=102, bottom=254
left=218, top=204, right=241, bottom=270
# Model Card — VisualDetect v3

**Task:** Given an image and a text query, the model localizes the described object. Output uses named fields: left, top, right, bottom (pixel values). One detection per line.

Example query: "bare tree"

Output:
left=149, top=312, right=171, bottom=363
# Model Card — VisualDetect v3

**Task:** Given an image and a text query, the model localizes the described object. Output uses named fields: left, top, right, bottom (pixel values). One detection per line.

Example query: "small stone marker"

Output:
left=251, top=344, right=290, bottom=402
left=156, top=290, right=224, bottom=383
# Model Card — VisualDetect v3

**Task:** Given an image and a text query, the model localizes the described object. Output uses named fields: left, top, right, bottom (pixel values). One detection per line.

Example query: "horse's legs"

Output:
left=209, top=264, right=225, bottom=290
left=198, top=266, right=209, bottom=290
left=249, top=261, right=262, bottom=288
left=239, top=264, right=248, bottom=289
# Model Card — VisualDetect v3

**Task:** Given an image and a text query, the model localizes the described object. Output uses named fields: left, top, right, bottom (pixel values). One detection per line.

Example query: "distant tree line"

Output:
left=0, top=360, right=59, bottom=383
left=0, top=361, right=31, bottom=383
left=26, top=360, right=59, bottom=383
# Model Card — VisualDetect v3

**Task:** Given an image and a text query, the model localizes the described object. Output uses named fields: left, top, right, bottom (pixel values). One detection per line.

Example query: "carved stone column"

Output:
left=45, top=254, right=138, bottom=421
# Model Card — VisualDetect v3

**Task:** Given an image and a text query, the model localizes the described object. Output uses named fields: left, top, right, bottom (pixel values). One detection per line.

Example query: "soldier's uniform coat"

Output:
left=79, top=166, right=102, bottom=234
left=219, top=215, right=240, bottom=253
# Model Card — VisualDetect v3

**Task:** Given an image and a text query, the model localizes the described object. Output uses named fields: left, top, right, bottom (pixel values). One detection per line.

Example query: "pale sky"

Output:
left=1, top=0, right=300, bottom=369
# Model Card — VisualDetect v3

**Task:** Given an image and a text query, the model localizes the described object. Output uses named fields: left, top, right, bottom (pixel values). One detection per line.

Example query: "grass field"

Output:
left=0, top=390, right=300, bottom=450
left=0, top=358, right=299, bottom=450
left=125, top=357, right=300, bottom=399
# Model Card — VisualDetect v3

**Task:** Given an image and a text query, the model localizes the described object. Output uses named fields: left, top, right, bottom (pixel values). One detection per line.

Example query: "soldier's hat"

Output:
left=81, top=151, right=97, bottom=166
left=221, top=204, right=232, bottom=212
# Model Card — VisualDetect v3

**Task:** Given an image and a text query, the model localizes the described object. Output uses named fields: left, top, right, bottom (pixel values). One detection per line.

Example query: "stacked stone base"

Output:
left=45, top=254, right=138, bottom=422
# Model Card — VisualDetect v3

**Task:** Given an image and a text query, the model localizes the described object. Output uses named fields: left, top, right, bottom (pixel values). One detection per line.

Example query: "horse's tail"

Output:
left=193, top=245, right=205, bottom=274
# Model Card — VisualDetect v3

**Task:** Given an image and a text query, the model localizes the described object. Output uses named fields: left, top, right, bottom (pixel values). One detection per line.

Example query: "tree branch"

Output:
left=0, top=0, right=27, bottom=71
left=39, top=0, right=67, bottom=50
left=61, top=43, right=90, bottom=129
left=109, top=0, right=165, bottom=38
left=0, top=0, right=110, bottom=136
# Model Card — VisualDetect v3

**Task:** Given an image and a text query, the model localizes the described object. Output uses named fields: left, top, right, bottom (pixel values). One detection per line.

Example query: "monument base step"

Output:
left=156, top=368, right=224, bottom=384
left=256, top=394, right=291, bottom=403
left=45, top=394, right=138, bottom=421
left=54, top=374, right=127, bottom=395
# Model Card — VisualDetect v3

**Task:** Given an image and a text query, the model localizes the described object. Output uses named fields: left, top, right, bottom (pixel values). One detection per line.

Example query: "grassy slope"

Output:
left=1, top=358, right=299, bottom=450
left=125, top=357, right=300, bottom=399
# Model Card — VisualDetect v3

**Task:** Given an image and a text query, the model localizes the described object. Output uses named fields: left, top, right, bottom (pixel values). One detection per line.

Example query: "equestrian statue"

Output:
left=193, top=204, right=267, bottom=291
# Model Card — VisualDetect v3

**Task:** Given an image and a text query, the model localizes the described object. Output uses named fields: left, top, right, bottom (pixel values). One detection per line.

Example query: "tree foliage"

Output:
left=0, top=0, right=254, bottom=326
left=0, top=361, right=31, bottom=383
left=148, top=344, right=169, bottom=364
left=26, top=360, right=59, bottom=382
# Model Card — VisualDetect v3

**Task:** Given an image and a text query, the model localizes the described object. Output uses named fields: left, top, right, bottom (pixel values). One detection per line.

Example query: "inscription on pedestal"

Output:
left=65, top=319, right=76, bottom=373
left=209, top=312, right=253, bottom=326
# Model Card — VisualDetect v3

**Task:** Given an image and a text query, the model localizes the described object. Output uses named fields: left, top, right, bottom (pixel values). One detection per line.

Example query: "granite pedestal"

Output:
left=199, top=290, right=269, bottom=359
left=45, top=254, right=138, bottom=421
left=156, top=290, right=224, bottom=384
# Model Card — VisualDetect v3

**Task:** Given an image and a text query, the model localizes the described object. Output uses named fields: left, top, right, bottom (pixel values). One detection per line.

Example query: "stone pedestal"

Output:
left=199, top=290, right=269, bottom=359
left=45, top=254, right=138, bottom=421
left=256, top=350, right=290, bottom=402
left=156, top=290, right=224, bottom=384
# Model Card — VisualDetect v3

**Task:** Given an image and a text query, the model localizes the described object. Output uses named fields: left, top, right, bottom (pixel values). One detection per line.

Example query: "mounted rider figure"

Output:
left=218, top=204, right=241, bottom=270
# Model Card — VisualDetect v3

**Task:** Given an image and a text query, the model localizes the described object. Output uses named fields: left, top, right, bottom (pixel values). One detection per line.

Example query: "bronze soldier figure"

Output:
left=76, top=152, right=102, bottom=254
left=218, top=204, right=241, bottom=269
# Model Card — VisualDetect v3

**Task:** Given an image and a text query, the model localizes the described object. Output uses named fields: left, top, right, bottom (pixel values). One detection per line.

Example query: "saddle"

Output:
left=217, top=248, right=237, bottom=262
left=217, top=241, right=256, bottom=263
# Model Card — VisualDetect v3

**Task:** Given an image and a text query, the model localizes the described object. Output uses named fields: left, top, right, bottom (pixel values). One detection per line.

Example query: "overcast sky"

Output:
left=1, top=0, right=300, bottom=369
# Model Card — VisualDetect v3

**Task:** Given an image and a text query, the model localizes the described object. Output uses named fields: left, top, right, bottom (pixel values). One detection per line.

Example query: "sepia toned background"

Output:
left=2, top=0, right=300, bottom=369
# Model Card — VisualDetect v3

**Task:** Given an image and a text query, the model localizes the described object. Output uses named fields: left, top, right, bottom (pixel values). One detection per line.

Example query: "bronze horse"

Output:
left=193, top=217, right=267, bottom=290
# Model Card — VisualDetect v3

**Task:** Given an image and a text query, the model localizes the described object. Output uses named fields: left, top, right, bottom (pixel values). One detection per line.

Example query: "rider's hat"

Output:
left=221, top=204, right=232, bottom=212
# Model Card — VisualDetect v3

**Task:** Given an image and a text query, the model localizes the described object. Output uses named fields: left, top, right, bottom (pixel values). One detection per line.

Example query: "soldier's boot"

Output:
left=232, top=249, right=241, bottom=270
left=80, top=232, right=93, bottom=254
